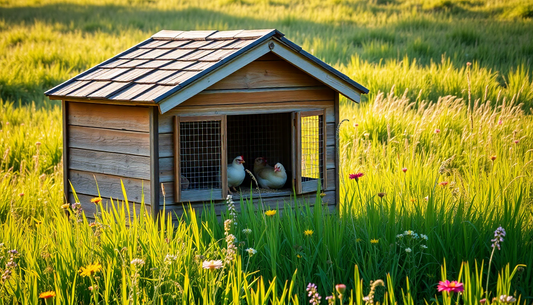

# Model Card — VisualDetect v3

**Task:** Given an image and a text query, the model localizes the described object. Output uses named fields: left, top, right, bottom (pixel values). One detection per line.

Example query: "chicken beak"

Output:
left=241, top=160, right=245, bottom=164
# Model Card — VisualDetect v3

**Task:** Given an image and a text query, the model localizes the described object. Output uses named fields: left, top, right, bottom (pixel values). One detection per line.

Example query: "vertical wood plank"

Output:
left=334, top=93, right=340, bottom=209
left=321, top=109, right=328, bottom=191
left=63, top=100, right=69, bottom=202
left=173, top=116, right=181, bottom=203
left=295, top=112, right=302, bottom=194
left=220, top=115, right=228, bottom=199
left=150, top=107, right=160, bottom=217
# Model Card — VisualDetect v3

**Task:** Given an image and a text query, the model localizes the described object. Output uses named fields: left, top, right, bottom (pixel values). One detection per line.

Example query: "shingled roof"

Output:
left=45, top=29, right=368, bottom=111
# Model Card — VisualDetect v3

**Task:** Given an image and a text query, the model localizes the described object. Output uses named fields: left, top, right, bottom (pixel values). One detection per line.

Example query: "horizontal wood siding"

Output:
left=66, top=103, right=152, bottom=215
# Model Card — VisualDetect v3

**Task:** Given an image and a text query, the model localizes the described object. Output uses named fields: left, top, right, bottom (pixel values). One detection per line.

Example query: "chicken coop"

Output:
left=45, top=29, right=368, bottom=217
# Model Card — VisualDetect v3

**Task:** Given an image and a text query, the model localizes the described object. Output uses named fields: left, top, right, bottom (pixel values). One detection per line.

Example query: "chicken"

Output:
left=253, top=157, right=287, bottom=189
left=227, top=156, right=245, bottom=192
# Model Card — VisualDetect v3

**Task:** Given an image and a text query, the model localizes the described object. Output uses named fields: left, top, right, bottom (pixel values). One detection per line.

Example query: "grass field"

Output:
left=1, top=0, right=533, bottom=303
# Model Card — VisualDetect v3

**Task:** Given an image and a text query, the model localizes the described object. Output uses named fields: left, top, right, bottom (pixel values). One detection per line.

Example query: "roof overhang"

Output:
left=158, top=37, right=368, bottom=114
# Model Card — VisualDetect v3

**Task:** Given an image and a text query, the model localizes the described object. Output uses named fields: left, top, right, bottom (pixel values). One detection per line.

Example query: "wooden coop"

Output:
left=45, top=29, right=368, bottom=217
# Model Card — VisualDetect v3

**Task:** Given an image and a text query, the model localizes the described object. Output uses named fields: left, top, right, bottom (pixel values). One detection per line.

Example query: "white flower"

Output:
left=396, top=234, right=403, bottom=238
left=424, top=196, right=429, bottom=201
left=405, top=248, right=412, bottom=253
left=421, top=245, right=428, bottom=249
left=202, top=260, right=223, bottom=270
left=245, top=248, right=257, bottom=256
left=130, top=258, right=145, bottom=266
left=421, top=234, right=428, bottom=240
left=164, top=254, right=177, bottom=265
left=242, top=228, right=252, bottom=235
left=499, top=295, right=516, bottom=303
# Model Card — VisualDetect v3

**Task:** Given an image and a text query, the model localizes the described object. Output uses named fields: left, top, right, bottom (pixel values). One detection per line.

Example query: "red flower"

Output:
left=435, top=129, right=441, bottom=134
left=402, top=168, right=407, bottom=173
left=349, top=173, right=364, bottom=181
left=437, top=280, right=464, bottom=293
left=439, top=181, right=449, bottom=187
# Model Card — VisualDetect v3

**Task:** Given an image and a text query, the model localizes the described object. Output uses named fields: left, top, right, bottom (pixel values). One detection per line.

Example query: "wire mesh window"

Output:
left=227, top=113, right=292, bottom=191
left=300, top=113, right=325, bottom=193
left=176, top=116, right=225, bottom=202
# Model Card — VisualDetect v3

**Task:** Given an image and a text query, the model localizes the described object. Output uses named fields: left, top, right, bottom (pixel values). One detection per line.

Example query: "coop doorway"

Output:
left=227, top=113, right=293, bottom=197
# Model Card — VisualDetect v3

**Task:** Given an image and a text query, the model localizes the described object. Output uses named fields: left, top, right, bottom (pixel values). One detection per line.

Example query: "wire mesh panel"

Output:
left=299, top=112, right=325, bottom=193
left=176, top=116, right=226, bottom=202
left=227, top=113, right=292, bottom=191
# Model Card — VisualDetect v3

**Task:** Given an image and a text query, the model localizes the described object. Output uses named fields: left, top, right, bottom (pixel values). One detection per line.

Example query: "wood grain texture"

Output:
left=159, top=134, right=173, bottom=158
left=69, top=148, right=150, bottom=180
left=158, top=101, right=335, bottom=133
left=207, top=60, right=321, bottom=90
left=68, top=193, right=150, bottom=219
left=69, top=170, right=151, bottom=204
left=68, top=102, right=150, bottom=132
left=69, top=126, right=151, bottom=156
left=327, top=146, right=335, bottom=169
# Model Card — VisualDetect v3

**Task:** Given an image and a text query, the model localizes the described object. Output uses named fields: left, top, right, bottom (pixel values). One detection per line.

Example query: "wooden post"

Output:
left=62, top=100, right=69, bottom=203
left=150, top=107, right=160, bottom=218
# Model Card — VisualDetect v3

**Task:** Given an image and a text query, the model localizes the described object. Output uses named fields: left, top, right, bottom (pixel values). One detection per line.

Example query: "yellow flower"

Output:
left=320, top=192, right=326, bottom=197
left=39, top=291, right=56, bottom=299
left=304, top=230, right=314, bottom=236
left=91, top=197, right=102, bottom=204
left=356, top=238, right=362, bottom=242
left=79, top=263, right=102, bottom=277
left=370, top=239, right=379, bottom=244
left=265, top=210, right=276, bottom=217
left=297, top=254, right=302, bottom=258
left=61, top=203, right=70, bottom=209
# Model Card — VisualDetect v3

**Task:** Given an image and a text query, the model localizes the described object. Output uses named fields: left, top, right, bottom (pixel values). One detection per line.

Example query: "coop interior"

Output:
left=227, top=113, right=293, bottom=197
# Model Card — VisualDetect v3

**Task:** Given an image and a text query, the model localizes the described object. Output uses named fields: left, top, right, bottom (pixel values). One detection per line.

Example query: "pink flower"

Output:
left=514, top=140, right=519, bottom=144
left=437, top=280, right=464, bottom=293
left=402, top=168, right=407, bottom=173
left=498, top=120, right=503, bottom=125
left=335, top=284, right=346, bottom=295
left=349, top=173, right=364, bottom=181
left=435, top=129, right=441, bottom=134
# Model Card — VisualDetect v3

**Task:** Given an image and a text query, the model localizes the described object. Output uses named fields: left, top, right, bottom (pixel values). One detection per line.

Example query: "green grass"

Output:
left=1, top=0, right=533, bottom=303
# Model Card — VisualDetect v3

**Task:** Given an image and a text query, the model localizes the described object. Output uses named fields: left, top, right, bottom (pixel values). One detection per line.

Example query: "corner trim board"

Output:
left=150, top=107, right=160, bottom=217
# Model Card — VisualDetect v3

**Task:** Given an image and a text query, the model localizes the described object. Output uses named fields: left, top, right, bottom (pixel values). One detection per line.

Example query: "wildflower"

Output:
left=8, top=250, right=18, bottom=255
left=61, top=203, right=70, bottom=209
left=480, top=298, right=487, bottom=304
left=405, top=248, right=412, bottom=253
left=437, top=280, right=464, bottom=293
left=421, top=245, right=428, bottom=249
left=88, top=285, right=98, bottom=291
left=439, top=181, right=449, bottom=187
left=370, top=239, right=379, bottom=244
left=18, top=193, right=24, bottom=197
left=424, top=196, right=429, bottom=201
left=130, top=258, right=145, bottom=266
left=467, top=62, right=472, bottom=66
left=242, top=228, right=252, bottom=235
left=224, top=219, right=232, bottom=234
left=421, top=234, right=428, bottom=240
left=396, top=234, right=403, bottom=238
left=36, top=142, right=41, bottom=146
left=404, top=230, right=414, bottom=236
left=307, top=283, right=322, bottom=305
left=356, top=238, right=362, bottom=242
left=490, top=155, right=496, bottom=161
left=377, top=192, right=386, bottom=198
left=304, top=230, right=314, bottom=236
left=79, top=263, right=102, bottom=277
left=491, top=226, right=506, bottom=250
left=245, top=248, right=257, bottom=256
left=498, top=295, right=517, bottom=303
left=320, top=192, right=326, bottom=197
left=297, top=254, right=302, bottom=258
left=410, top=198, right=416, bottom=202
left=326, top=295, right=336, bottom=304
left=91, top=197, right=102, bottom=204
left=335, top=284, right=346, bottom=295
left=265, top=210, right=276, bottom=217
left=498, top=120, right=503, bottom=125
left=364, top=133, right=370, bottom=138
left=514, top=140, right=519, bottom=144
left=402, top=168, right=407, bottom=173
left=202, top=260, right=223, bottom=270
left=435, top=129, right=441, bottom=134
left=349, top=172, right=364, bottom=181
left=354, top=123, right=359, bottom=127
left=39, top=291, right=56, bottom=299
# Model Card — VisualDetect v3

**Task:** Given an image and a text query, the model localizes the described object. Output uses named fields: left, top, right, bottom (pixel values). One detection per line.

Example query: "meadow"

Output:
left=1, top=0, right=533, bottom=303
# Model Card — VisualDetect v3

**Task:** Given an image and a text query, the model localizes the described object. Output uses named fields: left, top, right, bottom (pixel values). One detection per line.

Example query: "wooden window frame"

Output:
left=293, top=110, right=327, bottom=194
left=173, top=115, right=227, bottom=203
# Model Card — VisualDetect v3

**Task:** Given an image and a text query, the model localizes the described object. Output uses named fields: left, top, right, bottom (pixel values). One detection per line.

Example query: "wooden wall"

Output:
left=158, top=53, right=338, bottom=216
left=65, top=102, right=152, bottom=217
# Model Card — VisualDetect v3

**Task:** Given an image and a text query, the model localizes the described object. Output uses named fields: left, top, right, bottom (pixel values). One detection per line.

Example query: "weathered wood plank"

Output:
left=69, top=170, right=151, bottom=204
left=159, top=102, right=335, bottom=133
left=68, top=103, right=150, bottom=132
left=327, top=123, right=335, bottom=146
left=69, top=148, right=150, bottom=180
left=208, top=60, right=321, bottom=90
left=159, top=157, right=173, bottom=183
left=69, top=125, right=151, bottom=156
left=326, top=168, right=336, bottom=191
left=159, top=134, right=173, bottom=158
left=68, top=193, right=150, bottom=219
left=327, top=145, right=335, bottom=169
left=183, top=87, right=333, bottom=106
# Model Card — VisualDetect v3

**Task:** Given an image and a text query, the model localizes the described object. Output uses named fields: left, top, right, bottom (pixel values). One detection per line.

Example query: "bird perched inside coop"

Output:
left=44, top=29, right=368, bottom=218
